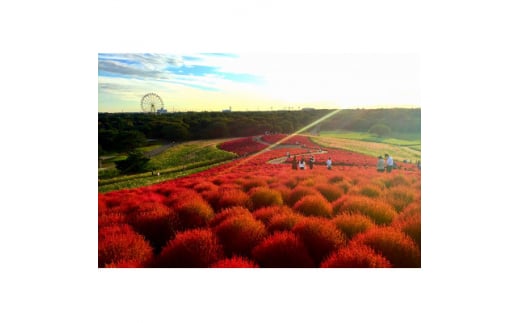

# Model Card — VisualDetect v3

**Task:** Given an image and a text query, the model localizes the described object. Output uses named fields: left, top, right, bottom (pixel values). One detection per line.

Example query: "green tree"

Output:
left=115, top=151, right=150, bottom=174
left=368, top=124, right=392, bottom=137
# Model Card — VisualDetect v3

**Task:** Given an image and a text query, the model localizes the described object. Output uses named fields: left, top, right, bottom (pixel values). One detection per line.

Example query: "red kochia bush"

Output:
left=333, top=195, right=397, bottom=225
left=267, top=212, right=305, bottom=233
left=293, top=194, right=333, bottom=218
left=384, top=186, right=416, bottom=213
left=249, top=187, right=283, bottom=210
left=214, top=213, right=268, bottom=257
left=99, top=224, right=153, bottom=268
left=352, top=227, right=421, bottom=268
left=210, top=206, right=252, bottom=227
left=315, top=184, right=344, bottom=202
left=321, top=244, right=392, bottom=268
left=211, top=256, right=259, bottom=268
left=176, top=198, right=215, bottom=230
left=251, top=231, right=314, bottom=267
left=216, top=189, right=253, bottom=211
left=287, top=186, right=320, bottom=206
left=333, top=213, right=375, bottom=240
left=292, top=217, right=346, bottom=264
left=127, top=204, right=179, bottom=253
left=153, top=228, right=224, bottom=267
left=253, top=205, right=295, bottom=225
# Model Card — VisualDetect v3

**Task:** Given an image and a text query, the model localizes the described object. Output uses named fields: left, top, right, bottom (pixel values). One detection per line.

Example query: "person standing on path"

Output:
left=384, top=153, right=394, bottom=172
left=377, top=156, right=385, bottom=172
left=299, top=157, right=306, bottom=170
left=309, top=155, right=315, bottom=169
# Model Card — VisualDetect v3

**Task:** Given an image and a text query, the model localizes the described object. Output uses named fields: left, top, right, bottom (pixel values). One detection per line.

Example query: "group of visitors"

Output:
left=291, top=155, right=332, bottom=170
left=377, top=154, right=395, bottom=172
left=376, top=154, right=421, bottom=172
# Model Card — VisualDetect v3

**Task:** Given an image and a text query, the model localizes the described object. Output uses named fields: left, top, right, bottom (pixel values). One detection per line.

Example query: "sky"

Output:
left=98, top=53, right=420, bottom=112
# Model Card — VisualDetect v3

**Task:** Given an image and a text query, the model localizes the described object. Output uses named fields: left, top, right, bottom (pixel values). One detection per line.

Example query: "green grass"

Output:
left=319, top=131, right=420, bottom=146
left=98, top=160, right=232, bottom=193
left=309, top=131, right=421, bottom=162
left=98, top=139, right=237, bottom=193
left=147, top=141, right=236, bottom=170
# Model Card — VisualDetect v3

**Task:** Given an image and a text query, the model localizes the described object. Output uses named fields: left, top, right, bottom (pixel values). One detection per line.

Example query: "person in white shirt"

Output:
left=299, top=157, right=306, bottom=170
left=326, top=157, right=332, bottom=170
left=385, top=153, right=394, bottom=172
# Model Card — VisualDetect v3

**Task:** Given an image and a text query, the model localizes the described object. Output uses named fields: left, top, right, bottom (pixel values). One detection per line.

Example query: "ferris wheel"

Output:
left=140, top=93, right=164, bottom=113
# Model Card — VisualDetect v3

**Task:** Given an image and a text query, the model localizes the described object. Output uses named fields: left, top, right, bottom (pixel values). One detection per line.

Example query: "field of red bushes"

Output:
left=99, top=135, right=421, bottom=268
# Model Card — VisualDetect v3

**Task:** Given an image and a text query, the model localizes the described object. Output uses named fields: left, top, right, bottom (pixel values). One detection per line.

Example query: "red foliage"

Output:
left=287, top=186, right=321, bottom=206
left=252, top=205, right=295, bottom=225
left=209, top=206, right=252, bottom=228
left=251, top=231, right=314, bottom=267
left=215, top=189, right=253, bottom=211
left=267, top=212, right=305, bottom=233
left=214, top=213, right=268, bottom=257
left=210, top=256, right=259, bottom=268
left=333, top=195, right=397, bottom=225
left=249, top=187, right=283, bottom=210
left=176, top=198, right=215, bottom=230
left=218, top=137, right=267, bottom=156
left=153, top=228, right=224, bottom=267
left=321, top=244, right=392, bottom=268
left=351, top=227, right=421, bottom=268
left=126, top=202, right=178, bottom=252
left=99, top=224, right=153, bottom=268
left=292, top=217, right=346, bottom=264
left=293, top=194, right=333, bottom=218
left=333, top=213, right=375, bottom=240
left=315, top=183, right=344, bottom=202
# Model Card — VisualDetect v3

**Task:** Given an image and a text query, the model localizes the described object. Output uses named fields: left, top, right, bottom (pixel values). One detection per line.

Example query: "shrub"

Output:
left=216, top=189, right=253, bottom=211
left=153, top=229, right=224, bottom=267
left=333, top=213, right=375, bottom=240
left=315, top=184, right=344, bottom=202
left=126, top=203, right=179, bottom=253
left=293, top=195, right=333, bottom=218
left=287, top=186, right=320, bottom=206
left=292, top=217, right=346, bottom=264
left=193, top=182, right=219, bottom=193
left=321, top=244, right=392, bottom=268
left=99, top=224, right=153, bottom=268
left=214, top=214, right=268, bottom=257
left=328, top=175, right=344, bottom=184
left=210, top=206, right=252, bottom=227
left=352, top=227, right=421, bottom=268
left=267, top=212, right=306, bottom=233
left=358, top=184, right=383, bottom=198
left=393, top=213, right=421, bottom=248
left=333, top=195, right=397, bottom=225
left=211, top=256, right=259, bottom=268
left=249, top=187, right=283, bottom=210
left=241, top=178, right=268, bottom=192
left=176, top=199, right=215, bottom=230
left=251, top=231, right=314, bottom=267
left=253, top=205, right=295, bottom=225
left=383, top=174, right=409, bottom=189
left=384, top=187, right=416, bottom=213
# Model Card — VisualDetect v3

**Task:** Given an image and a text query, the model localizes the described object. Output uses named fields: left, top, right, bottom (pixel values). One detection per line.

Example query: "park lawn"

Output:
left=146, top=139, right=236, bottom=170
left=310, top=134, right=421, bottom=162
left=98, top=139, right=237, bottom=192
left=318, top=131, right=421, bottom=146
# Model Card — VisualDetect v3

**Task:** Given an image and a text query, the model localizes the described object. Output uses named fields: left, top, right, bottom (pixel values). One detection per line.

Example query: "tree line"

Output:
left=99, top=108, right=420, bottom=153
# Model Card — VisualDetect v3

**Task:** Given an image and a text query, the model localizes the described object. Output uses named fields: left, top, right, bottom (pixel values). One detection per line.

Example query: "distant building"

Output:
left=302, top=107, right=315, bottom=111
left=157, top=108, right=167, bottom=114
left=222, top=106, right=232, bottom=113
